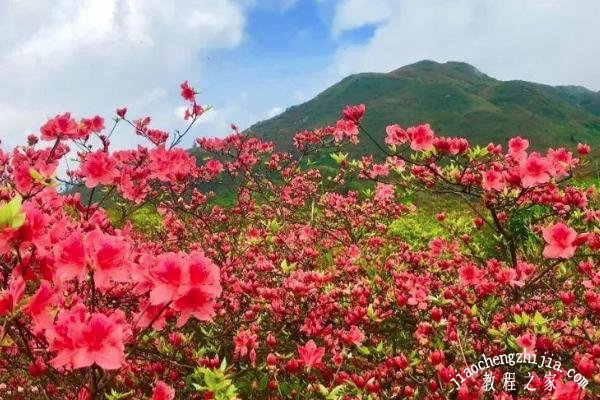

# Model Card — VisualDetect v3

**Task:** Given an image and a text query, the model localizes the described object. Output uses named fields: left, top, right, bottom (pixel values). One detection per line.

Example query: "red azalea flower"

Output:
left=519, top=152, right=553, bottom=188
left=553, top=380, right=585, bottom=400
left=152, top=381, right=175, bottom=400
left=482, top=168, right=505, bottom=191
left=48, top=305, right=130, bottom=370
left=342, top=104, right=365, bottom=123
left=408, top=124, right=435, bottom=151
left=385, top=124, right=408, bottom=145
left=516, top=332, right=537, bottom=353
left=542, top=222, right=578, bottom=259
left=297, top=340, right=325, bottom=370
left=180, top=81, right=197, bottom=102
left=576, top=143, right=590, bottom=155
left=80, top=151, right=118, bottom=188
left=40, top=112, right=81, bottom=140
left=508, top=136, right=529, bottom=158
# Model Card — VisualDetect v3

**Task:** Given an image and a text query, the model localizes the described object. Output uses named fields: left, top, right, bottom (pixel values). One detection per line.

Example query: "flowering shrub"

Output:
left=0, top=81, right=598, bottom=399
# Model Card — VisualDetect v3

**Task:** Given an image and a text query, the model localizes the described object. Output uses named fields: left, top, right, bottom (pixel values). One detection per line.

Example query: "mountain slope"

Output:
left=247, top=60, right=600, bottom=154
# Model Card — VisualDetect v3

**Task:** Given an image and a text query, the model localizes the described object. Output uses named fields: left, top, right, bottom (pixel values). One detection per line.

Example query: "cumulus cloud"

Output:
left=330, top=0, right=600, bottom=90
left=331, top=0, right=391, bottom=35
left=0, top=0, right=245, bottom=149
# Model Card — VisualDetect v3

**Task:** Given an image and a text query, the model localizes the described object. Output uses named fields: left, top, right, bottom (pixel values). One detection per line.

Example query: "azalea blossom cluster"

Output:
left=0, top=83, right=218, bottom=400
left=0, top=84, right=598, bottom=400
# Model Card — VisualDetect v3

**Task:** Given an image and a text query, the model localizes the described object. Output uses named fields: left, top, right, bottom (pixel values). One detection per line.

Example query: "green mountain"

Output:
left=247, top=60, right=600, bottom=154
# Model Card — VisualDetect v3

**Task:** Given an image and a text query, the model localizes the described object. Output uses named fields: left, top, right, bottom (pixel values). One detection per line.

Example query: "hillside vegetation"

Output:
left=248, top=60, right=600, bottom=154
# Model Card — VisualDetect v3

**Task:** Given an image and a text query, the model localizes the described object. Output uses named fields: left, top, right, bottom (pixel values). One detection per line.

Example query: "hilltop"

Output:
left=247, top=60, right=600, bottom=154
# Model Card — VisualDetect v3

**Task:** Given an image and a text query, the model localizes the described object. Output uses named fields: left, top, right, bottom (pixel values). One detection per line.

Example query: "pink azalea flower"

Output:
left=85, top=229, right=130, bottom=288
left=132, top=301, right=168, bottom=331
left=482, top=169, right=505, bottom=191
left=80, top=115, right=105, bottom=134
left=516, top=332, right=536, bottom=353
left=55, top=231, right=87, bottom=283
left=0, top=276, right=25, bottom=317
left=149, top=252, right=187, bottom=305
left=171, top=251, right=222, bottom=327
left=333, top=119, right=359, bottom=143
left=519, top=152, right=553, bottom=188
left=547, top=147, right=575, bottom=176
left=553, top=380, right=585, bottom=400
left=576, top=143, right=590, bottom=155
left=458, top=263, right=482, bottom=285
left=297, top=339, right=325, bottom=370
left=180, top=81, right=196, bottom=102
left=344, top=325, right=365, bottom=346
left=408, top=124, right=435, bottom=151
left=40, top=112, right=80, bottom=141
left=48, top=305, right=130, bottom=370
left=542, top=222, right=578, bottom=259
left=374, top=183, right=395, bottom=203
left=23, top=280, right=56, bottom=332
left=152, top=381, right=175, bottom=400
left=341, top=104, right=365, bottom=123
left=149, top=145, right=197, bottom=182
left=233, top=329, right=258, bottom=366
left=80, top=151, right=117, bottom=188
left=147, top=251, right=221, bottom=327
left=116, top=107, right=127, bottom=118
left=54, top=229, right=129, bottom=288
left=508, top=136, right=529, bottom=159
left=23, top=281, right=54, bottom=316
left=385, top=124, right=408, bottom=145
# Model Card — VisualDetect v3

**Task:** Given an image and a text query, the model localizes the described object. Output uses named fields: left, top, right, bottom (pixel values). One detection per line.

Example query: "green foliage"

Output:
left=107, top=205, right=163, bottom=235
left=128, top=205, right=163, bottom=233
left=0, top=195, right=26, bottom=229
left=248, top=60, right=600, bottom=155
left=317, top=384, right=347, bottom=400
left=388, top=211, right=444, bottom=245
left=105, top=389, right=134, bottom=400
left=188, top=359, right=239, bottom=400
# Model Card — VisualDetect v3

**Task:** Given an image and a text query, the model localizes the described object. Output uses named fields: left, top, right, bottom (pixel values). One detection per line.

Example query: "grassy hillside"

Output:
left=247, top=60, right=600, bottom=154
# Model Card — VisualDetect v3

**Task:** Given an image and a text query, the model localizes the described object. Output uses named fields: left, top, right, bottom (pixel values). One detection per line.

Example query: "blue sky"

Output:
left=195, top=0, right=376, bottom=138
left=0, top=0, right=599, bottom=150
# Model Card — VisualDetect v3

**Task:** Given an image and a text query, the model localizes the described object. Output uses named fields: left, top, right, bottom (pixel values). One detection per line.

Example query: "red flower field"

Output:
left=0, top=82, right=598, bottom=399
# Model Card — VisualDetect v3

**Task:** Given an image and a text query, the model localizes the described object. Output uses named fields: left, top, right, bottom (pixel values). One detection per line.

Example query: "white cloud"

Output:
left=0, top=0, right=245, bottom=150
left=267, top=106, right=284, bottom=118
left=194, top=106, right=253, bottom=137
left=241, top=0, right=299, bottom=12
left=330, top=0, right=600, bottom=90
left=332, top=0, right=391, bottom=35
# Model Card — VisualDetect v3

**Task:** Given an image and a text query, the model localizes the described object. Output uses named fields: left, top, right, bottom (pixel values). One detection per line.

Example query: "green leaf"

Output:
left=188, top=364, right=238, bottom=400
left=327, top=384, right=346, bottom=400
left=487, top=328, right=503, bottom=338
left=204, top=370, right=218, bottom=389
left=367, top=304, right=376, bottom=320
left=0, top=195, right=26, bottom=229
left=318, top=384, right=329, bottom=396
left=29, top=168, right=45, bottom=182
left=532, top=311, right=547, bottom=327
left=281, top=259, right=296, bottom=274
left=330, top=152, right=348, bottom=164
left=105, top=390, right=133, bottom=400
left=507, top=336, right=520, bottom=351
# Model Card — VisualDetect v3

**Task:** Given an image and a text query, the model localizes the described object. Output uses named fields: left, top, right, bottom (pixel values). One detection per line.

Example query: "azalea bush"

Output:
left=0, top=81, right=598, bottom=400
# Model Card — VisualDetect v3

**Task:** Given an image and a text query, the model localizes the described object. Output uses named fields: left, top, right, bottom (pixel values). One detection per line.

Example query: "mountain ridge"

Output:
left=247, top=60, right=600, bottom=154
